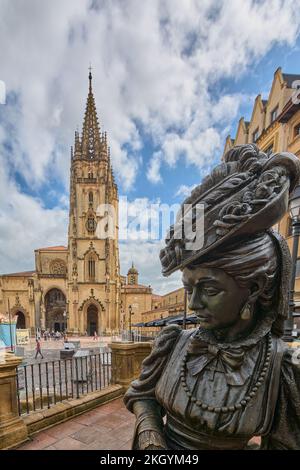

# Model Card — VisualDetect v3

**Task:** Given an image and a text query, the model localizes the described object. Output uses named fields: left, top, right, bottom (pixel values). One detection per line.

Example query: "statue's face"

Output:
left=182, top=266, right=250, bottom=330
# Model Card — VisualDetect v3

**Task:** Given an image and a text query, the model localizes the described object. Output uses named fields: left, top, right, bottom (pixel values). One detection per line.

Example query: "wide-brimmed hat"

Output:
left=160, top=144, right=300, bottom=276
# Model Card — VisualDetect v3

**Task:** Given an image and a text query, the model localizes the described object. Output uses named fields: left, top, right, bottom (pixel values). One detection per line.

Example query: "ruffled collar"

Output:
left=193, top=315, right=273, bottom=350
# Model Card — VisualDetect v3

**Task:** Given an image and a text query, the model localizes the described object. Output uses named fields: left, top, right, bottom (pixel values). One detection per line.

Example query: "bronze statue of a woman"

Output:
left=124, top=144, right=300, bottom=450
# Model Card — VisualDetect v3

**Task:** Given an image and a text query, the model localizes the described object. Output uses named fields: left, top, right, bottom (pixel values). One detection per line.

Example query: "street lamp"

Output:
left=63, top=306, right=69, bottom=334
left=283, top=186, right=300, bottom=342
left=128, top=305, right=134, bottom=341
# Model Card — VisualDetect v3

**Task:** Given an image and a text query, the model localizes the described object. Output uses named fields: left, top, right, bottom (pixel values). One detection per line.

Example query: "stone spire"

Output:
left=81, top=69, right=106, bottom=160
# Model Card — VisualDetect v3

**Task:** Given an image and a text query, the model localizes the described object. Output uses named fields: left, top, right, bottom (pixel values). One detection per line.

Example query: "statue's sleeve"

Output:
left=123, top=324, right=182, bottom=412
left=261, top=348, right=300, bottom=450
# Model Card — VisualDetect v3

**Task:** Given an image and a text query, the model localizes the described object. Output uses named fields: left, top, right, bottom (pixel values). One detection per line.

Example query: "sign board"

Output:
left=73, top=350, right=90, bottom=382
left=0, top=323, right=17, bottom=349
left=16, top=329, right=30, bottom=345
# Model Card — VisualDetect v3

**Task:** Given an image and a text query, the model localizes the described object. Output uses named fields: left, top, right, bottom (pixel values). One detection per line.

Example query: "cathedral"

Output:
left=0, top=72, right=121, bottom=335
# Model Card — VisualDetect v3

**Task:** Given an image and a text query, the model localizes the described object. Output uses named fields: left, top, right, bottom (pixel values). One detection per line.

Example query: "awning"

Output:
left=167, top=314, right=199, bottom=325
left=144, top=320, right=157, bottom=327
left=141, top=313, right=199, bottom=327
left=142, top=314, right=181, bottom=327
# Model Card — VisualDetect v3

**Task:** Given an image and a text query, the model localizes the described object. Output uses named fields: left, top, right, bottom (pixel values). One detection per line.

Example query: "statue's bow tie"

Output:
left=186, top=339, right=246, bottom=386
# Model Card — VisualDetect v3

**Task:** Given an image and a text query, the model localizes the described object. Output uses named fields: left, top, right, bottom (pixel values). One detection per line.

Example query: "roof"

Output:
left=123, top=283, right=152, bottom=290
left=35, top=246, right=67, bottom=252
left=277, top=98, right=300, bottom=123
left=1, top=270, right=36, bottom=277
left=282, top=73, right=300, bottom=88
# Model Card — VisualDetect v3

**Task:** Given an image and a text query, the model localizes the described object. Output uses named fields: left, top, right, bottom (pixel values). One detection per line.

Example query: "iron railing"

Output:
left=16, top=351, right=112, bottom=416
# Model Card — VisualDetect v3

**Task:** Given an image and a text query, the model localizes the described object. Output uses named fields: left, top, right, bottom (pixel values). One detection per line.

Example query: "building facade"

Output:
left=223, top=67, right=300, bottom=314
left=0, top=72, right=121, bottom=335
left=120, top=264, right=153, bottom=328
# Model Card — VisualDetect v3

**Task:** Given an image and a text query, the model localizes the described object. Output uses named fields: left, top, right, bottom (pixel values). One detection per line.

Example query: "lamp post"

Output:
left=128, top=304, right=134, bottom=341
left=63, top=311, right=67, bottom=331
left=183, top=290, right=187, bottom=330
left=283, top=186, right=300, bottom=342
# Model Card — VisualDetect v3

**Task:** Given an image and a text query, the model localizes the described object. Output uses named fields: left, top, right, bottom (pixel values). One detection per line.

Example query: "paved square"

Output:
left=17, top=398, right=135, bottom=450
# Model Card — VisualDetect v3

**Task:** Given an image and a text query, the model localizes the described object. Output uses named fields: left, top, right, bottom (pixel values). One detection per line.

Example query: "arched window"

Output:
left=88, top=257, right=96, bottom=280
left=89, top=192, right=93, bottom=204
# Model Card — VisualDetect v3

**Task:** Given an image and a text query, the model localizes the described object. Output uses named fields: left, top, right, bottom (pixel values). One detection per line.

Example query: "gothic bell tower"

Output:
left=67, top=70, right=120, bottom=334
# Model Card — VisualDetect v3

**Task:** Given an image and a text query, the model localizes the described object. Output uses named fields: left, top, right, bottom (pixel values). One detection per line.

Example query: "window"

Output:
left=296, top=258, right=300, bottom=278
left=294, top=124, right=300, bottom=138
left=88, top=257, right=95, bottom=280
left=286, top=217, right=293, bottom=237
left=270, top=105, right=278, bottom=123
left=89, top=192, right=93, bottom=204
left=252, top=128, right=259, bottom=143
left=264, top=144, right=273, bottom=156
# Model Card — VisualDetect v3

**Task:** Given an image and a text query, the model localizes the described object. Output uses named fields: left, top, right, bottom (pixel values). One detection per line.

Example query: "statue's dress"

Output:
left=124, top=324, right=300, bottom=450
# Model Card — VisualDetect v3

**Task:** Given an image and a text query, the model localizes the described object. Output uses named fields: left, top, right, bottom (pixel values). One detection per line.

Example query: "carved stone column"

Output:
left=109, top=341, right=152, bottom=391
left=0, top=354, right=28, bottom=449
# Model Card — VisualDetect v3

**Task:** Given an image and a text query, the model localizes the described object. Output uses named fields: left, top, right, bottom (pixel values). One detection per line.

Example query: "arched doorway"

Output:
left=45, top=288, right=67, bottom=332
left=87, top=304, right=98, bottom=336
left=16, top=311, right=26, bottom=329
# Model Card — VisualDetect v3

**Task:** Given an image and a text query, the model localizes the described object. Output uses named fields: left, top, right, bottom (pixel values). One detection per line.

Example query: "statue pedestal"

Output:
left=109, top=341, right=152, bottom=391
left=0, top=354, right=28, bottom=449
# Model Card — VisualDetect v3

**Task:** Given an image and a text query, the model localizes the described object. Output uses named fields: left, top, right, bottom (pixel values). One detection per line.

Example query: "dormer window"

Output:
left=252, top=128, right=259, bottom=143
left=270, top=105, right=278, bottom=123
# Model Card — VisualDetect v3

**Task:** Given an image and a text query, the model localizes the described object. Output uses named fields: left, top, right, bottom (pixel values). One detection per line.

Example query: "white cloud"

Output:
left=119, top=195, right=183, bottom=293
left=1, top=0, right=299, bottom=189
left=175, top=184, right=197, bottom=198
left=0, top=164, right=68, bottom=274
left=119, top=239, right=182, bottom=295
left=147, top=151, right=162, bottom=184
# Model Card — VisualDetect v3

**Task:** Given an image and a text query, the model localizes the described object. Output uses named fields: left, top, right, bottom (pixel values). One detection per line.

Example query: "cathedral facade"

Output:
left=0, top=72, right=121, bottom=335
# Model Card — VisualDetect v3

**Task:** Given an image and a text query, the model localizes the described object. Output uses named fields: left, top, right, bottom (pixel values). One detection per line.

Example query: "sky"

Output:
left=0, top=0, right=300, bottom=294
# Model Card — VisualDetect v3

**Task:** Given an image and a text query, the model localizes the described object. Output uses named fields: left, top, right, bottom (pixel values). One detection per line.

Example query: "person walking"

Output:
left=35, top=338, right=44, bottom=359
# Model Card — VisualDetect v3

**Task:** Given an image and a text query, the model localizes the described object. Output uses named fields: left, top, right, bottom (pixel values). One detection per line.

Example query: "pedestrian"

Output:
left=35, top=338, right=44, bottom=359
